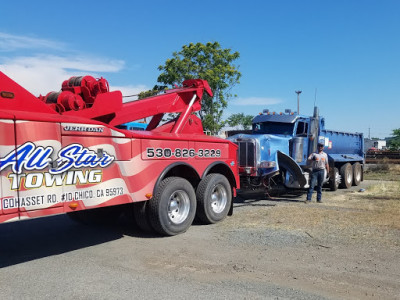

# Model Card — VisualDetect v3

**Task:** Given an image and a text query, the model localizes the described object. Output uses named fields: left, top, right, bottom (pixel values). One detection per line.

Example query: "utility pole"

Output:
left=295, top=90, right=302, bottom=114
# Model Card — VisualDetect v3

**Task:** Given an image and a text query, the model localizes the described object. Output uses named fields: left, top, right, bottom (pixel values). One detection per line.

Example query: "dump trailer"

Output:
left=228, top=107, right=364, bottom=194
left=0, top=72, right=239, bottom=236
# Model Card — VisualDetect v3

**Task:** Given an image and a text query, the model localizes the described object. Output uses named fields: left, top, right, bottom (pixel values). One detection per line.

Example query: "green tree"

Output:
left=157, top=42, right=241, bottom=134
left=388, top=128, right=400, bottom=150
left=138, top=85, right=167, bottom=99
left=227, top=113, right=254, bottom=130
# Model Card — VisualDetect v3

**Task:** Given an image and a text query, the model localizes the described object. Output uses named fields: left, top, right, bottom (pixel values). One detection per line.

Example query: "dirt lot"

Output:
left=223, top=180, right=400, bottom=299
left=0, top=167, right=399, bottom=299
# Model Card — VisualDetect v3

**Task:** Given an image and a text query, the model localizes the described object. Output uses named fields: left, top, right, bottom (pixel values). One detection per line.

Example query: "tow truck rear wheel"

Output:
left=352, top=162, right=362, bottom=186
left=148, top=177, right=196, bottom=236
left=196, top=174, right=232, bottom=224
left=339, top=163, right=353, bottom=189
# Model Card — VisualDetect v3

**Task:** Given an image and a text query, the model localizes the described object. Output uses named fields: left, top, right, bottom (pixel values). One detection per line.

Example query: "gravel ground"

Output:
left=0, top=179, right=399, bottom=300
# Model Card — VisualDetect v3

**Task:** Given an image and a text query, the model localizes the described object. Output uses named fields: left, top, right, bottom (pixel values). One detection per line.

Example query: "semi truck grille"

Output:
left=237, top=140, right=256, bottom=167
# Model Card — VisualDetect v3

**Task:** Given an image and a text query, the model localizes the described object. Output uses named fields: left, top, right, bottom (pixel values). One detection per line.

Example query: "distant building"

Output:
left=364, top=138, right=386, bottom=151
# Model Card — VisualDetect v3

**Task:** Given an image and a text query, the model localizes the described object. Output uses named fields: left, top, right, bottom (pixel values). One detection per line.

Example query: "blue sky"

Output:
left=1, top=0, right=399, bottom=138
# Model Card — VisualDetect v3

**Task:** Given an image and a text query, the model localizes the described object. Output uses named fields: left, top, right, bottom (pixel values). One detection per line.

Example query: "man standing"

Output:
left=306, top=142, right=329, bottom=203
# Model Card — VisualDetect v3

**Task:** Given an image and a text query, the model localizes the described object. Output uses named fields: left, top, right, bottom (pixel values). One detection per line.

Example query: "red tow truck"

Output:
left=0, top=72, right=239, bottom=236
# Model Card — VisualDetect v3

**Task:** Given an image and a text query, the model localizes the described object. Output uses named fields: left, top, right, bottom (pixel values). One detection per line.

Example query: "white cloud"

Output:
left=0, top=32, right=65, bottom=51
left=0, top=32, right=145, bottom=97
left=1, top=55, right=124, bottom=73
left=0, top=55, right=126, bottom=96
left=232, top=97, right=283, bottom=106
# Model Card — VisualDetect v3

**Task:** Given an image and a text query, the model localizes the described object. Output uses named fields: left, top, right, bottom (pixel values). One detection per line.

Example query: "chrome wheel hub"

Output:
left=210, top=184, right=227, bottom=214
left=168, top=190, right=190, bottom=224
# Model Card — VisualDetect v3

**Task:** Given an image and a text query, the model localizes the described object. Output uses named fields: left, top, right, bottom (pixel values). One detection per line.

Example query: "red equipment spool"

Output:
left=62, top=75, right=109, bottom=105
left=39, top=75, right=110, bottom=112
left=43, top=91, right=85, bottom=111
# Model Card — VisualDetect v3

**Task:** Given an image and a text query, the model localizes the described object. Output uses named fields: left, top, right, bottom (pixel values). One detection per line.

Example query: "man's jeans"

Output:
left=307, top=169, right=325, bottom=201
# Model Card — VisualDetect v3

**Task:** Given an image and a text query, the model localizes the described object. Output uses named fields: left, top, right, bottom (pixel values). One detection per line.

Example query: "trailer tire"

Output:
left=339, top=163, right=353, bottom=189
left=352, top=162, right=362, bottom=186
left=148, top=177, right=196, bottom=236
left=329, top=167, right=340, bottom=191
left=196, top=174, right=232, bottom=224
left=132, top=201, right=153, bottom=233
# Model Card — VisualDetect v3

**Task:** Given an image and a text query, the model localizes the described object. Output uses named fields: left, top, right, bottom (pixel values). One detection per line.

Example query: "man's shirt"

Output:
left=309, top=152, right=328, bottom=171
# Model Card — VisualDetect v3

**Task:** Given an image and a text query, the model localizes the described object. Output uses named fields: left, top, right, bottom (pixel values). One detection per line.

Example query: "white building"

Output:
left=364, top=138, right=387, bottom=150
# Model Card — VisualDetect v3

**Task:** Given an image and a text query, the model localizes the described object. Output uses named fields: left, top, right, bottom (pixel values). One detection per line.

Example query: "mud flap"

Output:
left=277, top=151, right=307, bottom=188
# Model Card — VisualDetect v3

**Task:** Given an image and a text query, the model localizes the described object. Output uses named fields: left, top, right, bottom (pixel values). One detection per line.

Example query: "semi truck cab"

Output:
left=228, top=107, right=364, bottom=193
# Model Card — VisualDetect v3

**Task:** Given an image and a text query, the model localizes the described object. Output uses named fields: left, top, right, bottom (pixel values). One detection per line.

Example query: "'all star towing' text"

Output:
left=0, top=142, right=114, bottom=190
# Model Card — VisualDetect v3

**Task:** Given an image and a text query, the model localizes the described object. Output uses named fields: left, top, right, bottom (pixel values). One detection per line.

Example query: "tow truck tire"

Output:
left=329, top=167, right=340, bottom=191
left=148, top=177, right=196, bottom=236
left=196, top=174, right=232, bottom=224
left=339, top=163, right=353, bottom=189
left=352, top=162, right=362, bottom=186
left=133, top=201, right=153, bottom=233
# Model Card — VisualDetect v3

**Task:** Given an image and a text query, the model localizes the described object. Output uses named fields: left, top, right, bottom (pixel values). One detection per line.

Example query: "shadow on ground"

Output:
left=0, top=213, right=161, bottom=268
left=234, top=189, right=307, bottom=207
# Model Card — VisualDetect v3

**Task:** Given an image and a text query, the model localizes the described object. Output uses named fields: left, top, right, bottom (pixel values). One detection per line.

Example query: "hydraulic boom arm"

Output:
left=109, top=79, right=213, bottom=133
left=0, top=72, right=213, bottom=134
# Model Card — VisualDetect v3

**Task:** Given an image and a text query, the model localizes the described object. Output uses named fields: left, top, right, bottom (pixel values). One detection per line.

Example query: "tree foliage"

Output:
left=226, top=113, right=254, bottom=130
left=388, top=128, right=400, bottom=150
left=138, top=85, right=167, bottom=100
left=157, top=42, right=241, bottom=134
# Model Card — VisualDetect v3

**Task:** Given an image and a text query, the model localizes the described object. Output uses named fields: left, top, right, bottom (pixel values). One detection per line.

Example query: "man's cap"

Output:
left=317, top=143, right=324, bottom=147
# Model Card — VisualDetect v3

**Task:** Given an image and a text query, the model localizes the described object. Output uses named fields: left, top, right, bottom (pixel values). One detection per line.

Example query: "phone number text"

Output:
left=146, top=148, right=221, bottom=158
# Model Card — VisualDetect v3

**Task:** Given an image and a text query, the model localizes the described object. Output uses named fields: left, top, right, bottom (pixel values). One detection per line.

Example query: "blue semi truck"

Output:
left=228, top=107, right=364, bottom=194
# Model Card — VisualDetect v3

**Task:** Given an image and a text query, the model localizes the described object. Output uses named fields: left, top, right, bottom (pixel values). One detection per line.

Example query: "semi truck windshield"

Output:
left=253, top=122, right=294, bottom=135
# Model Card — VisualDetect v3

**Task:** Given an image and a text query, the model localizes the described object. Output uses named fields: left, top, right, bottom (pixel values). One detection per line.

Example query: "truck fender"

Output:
left=153, top=162, right=201, bottom=194
left=201, top=161, right=237, bottom=188
left=277, top=151, right=307, bottom=187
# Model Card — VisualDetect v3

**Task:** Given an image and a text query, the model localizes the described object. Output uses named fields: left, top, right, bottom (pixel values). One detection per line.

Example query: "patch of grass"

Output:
left=364, top=181, right=400, bottom=200
left=364, top=164, right=400, bottom=181
left=225, top=167, right=400, bottom=247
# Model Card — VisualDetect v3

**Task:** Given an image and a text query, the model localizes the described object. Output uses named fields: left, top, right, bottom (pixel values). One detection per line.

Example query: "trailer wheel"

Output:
left=329, top=167, right=340, bottom=191
left=339, top=163, right=353, bottom=189
left=352, top=162, right=362, bottom=186
left=132, top=201, right=153, bottom=233
left=148, top=177, right=196, bottom=236
left=196, top=174, right=232, bottom=224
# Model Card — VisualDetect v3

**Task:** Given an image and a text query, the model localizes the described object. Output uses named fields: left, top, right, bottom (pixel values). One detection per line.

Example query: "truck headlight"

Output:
left=259, top=161, right=276, bottom=168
